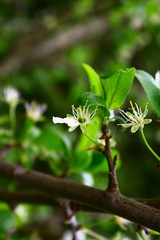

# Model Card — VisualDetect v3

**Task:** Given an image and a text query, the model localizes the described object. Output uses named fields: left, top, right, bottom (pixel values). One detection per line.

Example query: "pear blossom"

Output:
left=119, top=101, right=152, bottom=133
left=3, top=86, right=20, bottom=107
left=53, top=102, right=97, bottom=133
left=24, top=101, right=47, bottom=122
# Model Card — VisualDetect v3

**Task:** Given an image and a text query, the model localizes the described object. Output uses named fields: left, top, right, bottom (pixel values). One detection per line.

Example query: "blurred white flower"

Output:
left=119, top=101, right=152, bottom=133
left=155, top=71, right=160, bottom=88
left=53, top=102, right=97, bottom=133
left=3, top=86, right=20, bottom=107
left=81, top=173, right=94, bottom=187
left=24, top=101, right=47, bottom=122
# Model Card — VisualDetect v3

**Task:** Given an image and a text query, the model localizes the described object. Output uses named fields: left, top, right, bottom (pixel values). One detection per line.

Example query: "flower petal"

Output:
left=52, top=117, right=66, bottom=124
left=68, top=126, right=78, bottom=132
left=144, top=119, right=152, bottom=124
left=64, top=117, right=79, bottom=127
left=53, top=116, right=79, bottom=127
left=131, top=125, right=139, bottom=133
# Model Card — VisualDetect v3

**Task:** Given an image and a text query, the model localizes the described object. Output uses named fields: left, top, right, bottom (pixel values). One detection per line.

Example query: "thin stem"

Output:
left=85, top=133, right=97, bottom=144
left=83, top=228, right=108, bottom=240
left=10, top=105, right=16, bottom=137
left=140, top=128, right=160, bottom=162
left=84, top=133, right=101, bottom=147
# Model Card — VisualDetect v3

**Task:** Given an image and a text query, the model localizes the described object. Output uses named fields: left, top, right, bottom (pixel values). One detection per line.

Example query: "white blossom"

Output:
left=53, top=102, right=97, bottom=133
left=24, top=101, right=47, bottom=122
left=3, top=86, right=20, bottom=107
left=119, top=101, right=152, bottom=133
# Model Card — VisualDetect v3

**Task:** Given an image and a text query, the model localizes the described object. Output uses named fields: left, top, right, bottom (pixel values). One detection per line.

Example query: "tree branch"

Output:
left=101, top=124, right=119, bottom=193
left=0, top=189, right=160, bottom=214
left=0, top=159, right=160, bottom=231
left=0, top=189, right=57, bottom=206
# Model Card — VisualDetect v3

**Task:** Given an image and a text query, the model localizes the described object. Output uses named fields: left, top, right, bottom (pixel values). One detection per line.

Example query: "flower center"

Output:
left=78, top=117, right=86, bottom=123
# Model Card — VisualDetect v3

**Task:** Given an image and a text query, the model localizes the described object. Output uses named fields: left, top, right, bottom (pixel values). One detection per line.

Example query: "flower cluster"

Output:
left=53, top=102, right=97, bottom=133
left=3, top=86, right=47, bottom=123
left=119, top=101, right=152, bottom=133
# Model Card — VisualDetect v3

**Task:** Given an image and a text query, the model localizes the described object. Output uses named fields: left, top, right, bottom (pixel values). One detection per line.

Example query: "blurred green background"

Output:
left=0, top=0, right=160, bottom=239
left=0, top=0, right=160, bottom=197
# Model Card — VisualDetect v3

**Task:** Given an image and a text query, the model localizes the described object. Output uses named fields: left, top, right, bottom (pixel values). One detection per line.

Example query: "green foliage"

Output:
left=101, top=68, right=135, bottom=110
left=135, top=70, right=160, bottom=117
left=0, top=0, right=160, bottom=238
left=78, top=66, right=135, bottom=120
left=0, top=203, right=16, bottom=234
left=83, top=64, right=103, bottom=96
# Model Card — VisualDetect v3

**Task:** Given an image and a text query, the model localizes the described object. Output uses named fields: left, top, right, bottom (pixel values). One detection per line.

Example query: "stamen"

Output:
left=72, top=105, right=78, bottom=118
left=89, top=107, right=97, bottom=118
left=119, top=109, right=132, bottom=122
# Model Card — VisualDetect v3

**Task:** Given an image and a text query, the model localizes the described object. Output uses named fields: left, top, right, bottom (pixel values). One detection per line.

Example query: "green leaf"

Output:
left=101, top=68, right=135, bottom=109
left=83, top=63, right=103, bottom=96
left=33, top=127, right=70, bottom=155
left=86, top=149, right=121, bottom=174
left=77, top=92, right=110, bottom=117
left=19, top=118, right=34, bottom=141
left=0, top=115, right=9, bottom=126
left=135, top=70, right=160, bottom=117
left=86, top=151, right=109, bottom=174
left=71, top=151, right=92, bottom=172
left=0, top=203, right=16, bottom=234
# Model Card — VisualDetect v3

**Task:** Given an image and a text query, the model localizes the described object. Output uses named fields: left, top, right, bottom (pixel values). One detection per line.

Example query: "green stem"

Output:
left=140, top=128, right=160, bottom=162
left=83, top=228, right=108, bottom=240
left=10, top=105, right=16, bottom=137
left=85, top=133, right=98, bottom=145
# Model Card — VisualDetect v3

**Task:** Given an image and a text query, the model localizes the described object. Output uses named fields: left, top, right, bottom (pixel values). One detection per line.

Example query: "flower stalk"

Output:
left=9, top=104, right=16, bottom=137
left=140, top=128, right=160, bottom=162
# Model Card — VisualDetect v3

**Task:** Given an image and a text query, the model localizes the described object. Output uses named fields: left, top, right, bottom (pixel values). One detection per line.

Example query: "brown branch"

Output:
left=0, top=16, right=109, bottom=76
left=0, top=159, right=160, bottom=232
left=14, top=224, right=62, bottom=240
left=1, top=189, right=160, bottom=214
left=0, top=189, right=57, bottom=206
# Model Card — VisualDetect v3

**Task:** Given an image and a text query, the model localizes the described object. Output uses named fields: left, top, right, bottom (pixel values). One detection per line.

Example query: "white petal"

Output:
left=52, top=117, right=67, bottom=124
left=53, top=116, right=79, bottom=127
left=64, top=117, right=79, bottom=127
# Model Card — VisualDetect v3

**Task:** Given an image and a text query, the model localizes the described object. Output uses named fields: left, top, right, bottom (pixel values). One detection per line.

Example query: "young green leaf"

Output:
left=71, top=151, right=92, bottom=172
left=76, top=92, right=110, bottom=117
left=135, top=70, right=160, bottom=117
left=101, top=68, right=135, bottom=109
left=83, top=63, right=103, bottom=96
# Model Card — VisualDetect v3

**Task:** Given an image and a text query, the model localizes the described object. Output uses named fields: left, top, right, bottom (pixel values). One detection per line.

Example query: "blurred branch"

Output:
left=14, top=224, right=62, bottom=240
left=61, top=200, right=82, bottom=240
left=0, top=159, right=160, bottom=231
left=0, top=16, right=109, bottom=76
left=0, top=189, right=57, bottom=206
